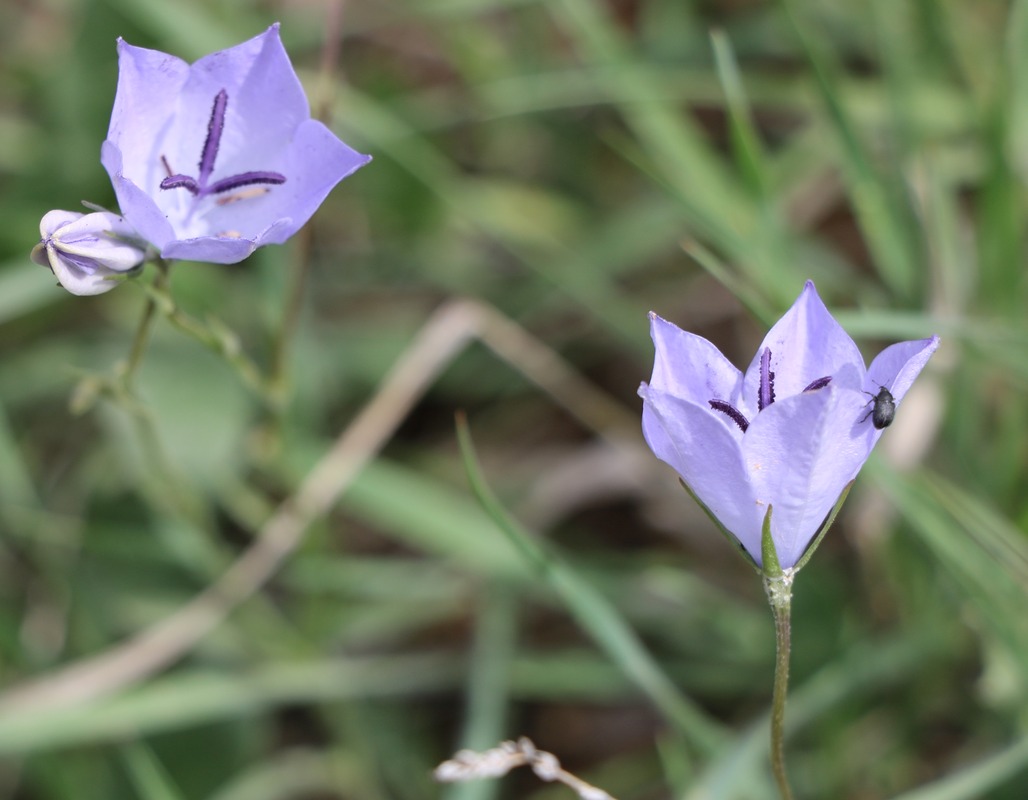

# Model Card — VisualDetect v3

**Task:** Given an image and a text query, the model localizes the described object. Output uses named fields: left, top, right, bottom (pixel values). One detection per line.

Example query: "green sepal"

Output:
left=679, top=478, right=760, bottom=574
left=760, top=505, right=783, bottom=579
left=791, top=480, right=854, bottom=573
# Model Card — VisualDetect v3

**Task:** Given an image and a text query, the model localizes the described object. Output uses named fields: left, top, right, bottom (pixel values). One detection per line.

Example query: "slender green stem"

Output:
left=268, top=0, right=344, bottom=402
left=269, top=227, right=313, bottom=402
left=765, top=571, right=796, bottom=800
left=121, top=260, right=170, bottom=387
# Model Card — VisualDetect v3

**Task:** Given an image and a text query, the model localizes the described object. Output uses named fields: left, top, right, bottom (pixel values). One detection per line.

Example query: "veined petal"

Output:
left=743, top=385, right=869, bottom=568
left=182, top=119, right=371, bottom=254
left=102, top=141, right=177, bottom=251
left=34, top=210, right=147, bottom=297
left=161, top=233, right=260, bottom=263
left=743, top=281, right=865, bottom=402
left=648, top=312, right=744, bottom=408
left=640, top=385, right=763, bottom=561
left=39, top=210, right=83, bottom=234
left=867, top=336, right=941, bottom=402
left=107, top=40, right=188, bottom=185
left=232, top=25, right=312, bottom=161
left=174, top=28, right=296, bottom=183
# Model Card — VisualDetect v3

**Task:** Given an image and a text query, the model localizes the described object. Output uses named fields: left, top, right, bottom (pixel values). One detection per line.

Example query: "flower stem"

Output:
left=764, top=571, right=796, bottom=800
left=269, top=226, right=312, bottom=404
left=268, top=0, right=344, bottom=405
left=122, top=259, right=170, bottom=387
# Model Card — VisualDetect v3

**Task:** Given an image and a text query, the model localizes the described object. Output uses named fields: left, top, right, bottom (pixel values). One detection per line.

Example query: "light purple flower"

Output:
left=101, top=24, right=370, bottom=264
left=31, top=210, right=147, bottom=296
left=639, top=281, right=939, bottom=570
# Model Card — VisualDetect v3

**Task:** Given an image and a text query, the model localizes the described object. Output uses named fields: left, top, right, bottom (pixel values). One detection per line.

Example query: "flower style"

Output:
left=639, top=281, right=939, bottom=570
left=101, top=24, right=370, bottom=264
left=31, top=210, right=147, bottom=296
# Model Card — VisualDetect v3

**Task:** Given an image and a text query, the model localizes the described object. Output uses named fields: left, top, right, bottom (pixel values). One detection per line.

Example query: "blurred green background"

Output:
left=2, top=0, right=1027, bottom=798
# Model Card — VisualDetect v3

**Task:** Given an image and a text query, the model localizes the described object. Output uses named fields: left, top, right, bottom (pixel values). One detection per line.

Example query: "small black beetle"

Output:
left=861, top=385, right=896, bottom=430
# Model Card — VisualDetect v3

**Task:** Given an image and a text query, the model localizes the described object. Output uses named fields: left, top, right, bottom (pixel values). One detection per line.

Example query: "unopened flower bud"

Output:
left=31, top=210, right=147, bottom=296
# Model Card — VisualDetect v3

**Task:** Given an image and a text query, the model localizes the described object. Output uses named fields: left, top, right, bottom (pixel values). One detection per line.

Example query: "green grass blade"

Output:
left=780, top=0, right=920, bottom=298
left=455, top=414, right=727, bottom=754
left=442, top=586, right=519, bottom=800
left=118, top=743, right=186, bottom=800
left=710, top=30, right=770, bottom=199
left=888, top=735, right=1028, bottom=800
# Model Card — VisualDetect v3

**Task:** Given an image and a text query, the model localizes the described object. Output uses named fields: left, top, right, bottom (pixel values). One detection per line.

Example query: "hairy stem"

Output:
left=122, top=259, right=170, bottom=386
left=765, top=573, right=795, bottom=800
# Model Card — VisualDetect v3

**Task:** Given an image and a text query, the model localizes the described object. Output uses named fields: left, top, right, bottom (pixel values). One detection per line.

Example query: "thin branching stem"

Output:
left=121, top=259, right=170, bottom=386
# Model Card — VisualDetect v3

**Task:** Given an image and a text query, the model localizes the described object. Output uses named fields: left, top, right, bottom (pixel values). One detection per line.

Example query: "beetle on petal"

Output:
left=638, top=281, right=939, bottom=570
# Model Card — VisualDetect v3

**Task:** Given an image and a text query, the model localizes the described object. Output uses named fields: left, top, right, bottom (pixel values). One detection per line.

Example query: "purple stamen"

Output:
left=198, top=90, right=228, bottom=186
left=803, top=376, right=832, bottom=392
left=208, top=171, right=287, bottom=195
left=758, top=348, right=775, bottom=411
left=709, top=400, right=750, bottom=432
left=160, top=174, right=201, bottom=195
left=160, top=89, right=286, bottom=201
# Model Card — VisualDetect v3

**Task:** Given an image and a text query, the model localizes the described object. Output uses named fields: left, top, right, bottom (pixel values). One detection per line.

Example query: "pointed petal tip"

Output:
left=800, top=279, right=824, bottom=304
left=647, top=311, right=676, bottom=328
left=257, top=22, right=283, bottom=45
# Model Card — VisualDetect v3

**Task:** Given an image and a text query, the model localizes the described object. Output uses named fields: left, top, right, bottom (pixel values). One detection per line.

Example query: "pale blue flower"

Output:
left=101, top=24, right=370, bottom=264
left=639, top=281, right=939, bottom=569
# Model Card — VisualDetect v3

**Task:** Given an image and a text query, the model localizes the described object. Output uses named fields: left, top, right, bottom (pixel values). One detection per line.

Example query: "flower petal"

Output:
left=640, top=385, right=762, bottom=561
left=867, top=335, right=941, bottom=403
left=161, top=233, right=260, bottom=263
left=647, top=312, right=743, bottom=407
left=34, top=210, right=147, bottom=296
left=167, top=120, right=369, bottom=257
left=743, top=385, right=869, bottom=567
left=102, top=141, right=177, bottom=251
left=230, top=25, right=311, bottom=164
left=46, top=246, right=119, bottom=296
left=743, top=281, right=865, bottom=403
left=40, top=210, right=84, bottom=236
left=106, top=40, right=188, bottom=188
left=54, top=213, right=144, bottom=270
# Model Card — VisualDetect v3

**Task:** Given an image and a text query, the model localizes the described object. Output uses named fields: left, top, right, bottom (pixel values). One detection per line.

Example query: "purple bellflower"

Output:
left=31, top=210, right=147, bottom=296
left=101, top=24, right=370, bottom=264
left=639, top=281, right=939, bottom=571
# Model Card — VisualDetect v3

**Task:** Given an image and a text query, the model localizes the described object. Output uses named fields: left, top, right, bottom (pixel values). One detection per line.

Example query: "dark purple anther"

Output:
left=803, top=376, right=832, bottom=392
left=207, top=171, right=287, bottom=195
left=159, top=175, right=201, bottom=195
left=198, top=89, right=228, bottom=185
left=758, top=347, right=775, bottom=411
left=160, top=89, right=286, bottom=199
left=709, top=400, right=750, bottom=432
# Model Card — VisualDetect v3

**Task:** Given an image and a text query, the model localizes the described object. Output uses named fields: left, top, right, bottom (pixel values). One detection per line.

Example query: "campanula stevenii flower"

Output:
left=639, top=281, right=939, bottom=570
left=31, top=210, right=147, bottom=296
left=101, top=24, right=370, bottom=264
